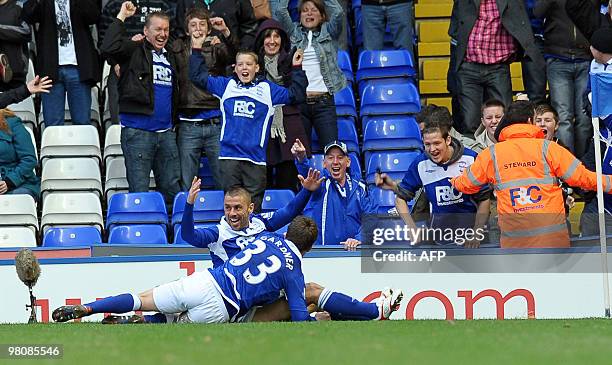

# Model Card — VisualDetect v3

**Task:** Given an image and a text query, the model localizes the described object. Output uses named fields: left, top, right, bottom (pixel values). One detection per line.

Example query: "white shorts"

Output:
left=152, top=270, right=230, bottom=323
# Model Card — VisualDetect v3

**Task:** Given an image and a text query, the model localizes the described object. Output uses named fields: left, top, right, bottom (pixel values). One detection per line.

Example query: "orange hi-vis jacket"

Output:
left=451, top=124, right=612, bottom=248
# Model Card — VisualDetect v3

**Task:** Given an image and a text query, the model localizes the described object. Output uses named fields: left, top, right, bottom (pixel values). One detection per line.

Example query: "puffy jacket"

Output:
left=101, top=18, right=179, bottom=120
left=452, top=123, right=612, bottom=248
left=0, top=116, right=39, bottom=198
left=170, top=35, right=232, bottom=114
left=270, top=0, right=347, bottom=94
left=295, top=159, right=378, bottom=245
left=534, top=0, right=593, bottom=60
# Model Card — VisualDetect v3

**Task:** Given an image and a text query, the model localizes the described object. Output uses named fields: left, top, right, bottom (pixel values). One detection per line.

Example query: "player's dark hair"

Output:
left=286, top=216, right=318, bottom=253
left=224, top=185, right=252, bottom=203
left=415, top=104, right=438, bottom=126
left=421, top=121, right=450, bottom=140
left=427, top=106, right=452, bottom=128
left=481, top=98, right=506, bottom=115
left=145, top=11, right=170, bottom=27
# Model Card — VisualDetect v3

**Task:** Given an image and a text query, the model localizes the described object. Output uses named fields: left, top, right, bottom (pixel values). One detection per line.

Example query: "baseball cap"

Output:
left=323, top=140, right=348, bottom=155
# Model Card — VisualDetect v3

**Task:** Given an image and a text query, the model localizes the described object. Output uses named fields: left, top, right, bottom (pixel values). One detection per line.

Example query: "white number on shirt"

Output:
left=229, top=239, right=282, bottom=284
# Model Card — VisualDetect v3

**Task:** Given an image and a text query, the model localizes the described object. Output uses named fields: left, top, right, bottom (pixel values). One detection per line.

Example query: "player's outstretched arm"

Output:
left=181, top=177, right=220, bottom=247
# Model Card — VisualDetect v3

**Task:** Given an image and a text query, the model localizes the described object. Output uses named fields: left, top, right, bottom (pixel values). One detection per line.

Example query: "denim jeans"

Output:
left=219, top=159, right=267, bottom=213
left=456, top=62, right=513, bottom=135
left=546, top=58, right=592, bottom=158
left=521, top=37, right=547, bottom=105
left=177, top=121, right=222, bottom=191
left=41, top=65, right=92, bottom=126
left=300, top=96, right=338, bottom=151
left=362, top=2, right=414, bottom=59
left=120, top=127, right=181, bottom=205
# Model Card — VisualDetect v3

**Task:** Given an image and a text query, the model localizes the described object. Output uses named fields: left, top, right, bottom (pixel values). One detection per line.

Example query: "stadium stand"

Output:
left=198, top=157, right=218, bottom=190
left=365, top=150, right=420, bottom=184
left=338, top=50, right=354, bottom=86
left=108, top=225, right=168, bottom=245
left=104, top=157, right=156, bottom=204
left=0, top=195, right=39, bottom=234
left=40, top=125, right=101, bottom=166
left=41, top=192, right=104, bottom=233
left=360, top=79, right=421, bottom=116
left=103, top=124, right=122, bottom=165
left=262, top=190, right=296, bottom=214
left=362, top=116, right=423, bottom=162
left=0, top=227, right=37, bottom=248
left=334, top=86, right=358, bottom=120
left=41, top=158, right=103, bottom=199
left=42, top=227, right=103, bottom=247
left=106, top=192, right=168, bottom=232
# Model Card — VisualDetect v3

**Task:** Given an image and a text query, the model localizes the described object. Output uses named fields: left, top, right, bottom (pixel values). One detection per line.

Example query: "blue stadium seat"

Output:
left=334, top=87, right=357, bottom=119
left=198, top=156, right=217, bottom=189
left=356, top=50, right=416, bottom=83
left=289, top=0, right=299, bottom=22
left=174, top=223, right=218, bottom=244
left=362, top=116, right=423, bottom=155
left=106, top=192, right=168, bottom=230
left=337, top=50, right=354, bottom=84
left=369, top=187, right=396, bottom=214
left=108, top=225, right=168, bottom=244
left=262, top=190, right=295, bottom=213
left=360, top=79, right=421, bottom=116
left=42, top=227, right=102, bottom=247
left=365, top=150, right=421, bottom=184
left=352, top=0, right=361, bottom=9
left=171, top=190, right=225, bottom=229
left=311, top=118, right=359, bottom=153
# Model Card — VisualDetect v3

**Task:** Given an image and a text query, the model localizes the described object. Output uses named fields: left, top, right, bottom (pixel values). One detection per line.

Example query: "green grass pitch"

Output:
left=2, top=320, right=612, bottom=365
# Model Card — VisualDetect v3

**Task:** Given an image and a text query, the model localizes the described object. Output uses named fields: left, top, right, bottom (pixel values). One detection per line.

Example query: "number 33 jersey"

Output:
left=207, top=232, right=312, bottom=321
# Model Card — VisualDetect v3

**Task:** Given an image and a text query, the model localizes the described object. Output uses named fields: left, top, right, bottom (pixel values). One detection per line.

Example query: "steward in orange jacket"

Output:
left=452, top=104, right=612, bottom=248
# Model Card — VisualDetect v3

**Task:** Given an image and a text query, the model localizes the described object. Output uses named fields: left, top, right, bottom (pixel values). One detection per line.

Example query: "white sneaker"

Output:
left=377, top=288, right=403, bottom=320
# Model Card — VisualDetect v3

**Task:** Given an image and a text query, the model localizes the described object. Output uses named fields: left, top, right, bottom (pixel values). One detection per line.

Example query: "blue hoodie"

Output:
left=295, top=158, right=378, bottom=245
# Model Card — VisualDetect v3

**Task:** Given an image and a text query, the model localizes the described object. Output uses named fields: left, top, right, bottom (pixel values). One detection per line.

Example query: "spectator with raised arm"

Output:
left=189, top=40, right=307, bottom=212
left=292, top=139, right=377, bottom=249
left=170, top=7, right=233, bottom=191
left=255, top=18, right=311, bottom=192
left=271, top=0, right=346, bottom=149
left=101, top=2, right=181, bottom=205
left=23, top=0, right=100, bottom=126
left=174, top=0, right=257, bottom=50
left=98, top=0, right=176, bottom=125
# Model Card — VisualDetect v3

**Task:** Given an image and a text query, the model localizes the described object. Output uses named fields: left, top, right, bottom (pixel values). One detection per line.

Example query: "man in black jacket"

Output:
left=23, top=0, right=100, bottom=126
left=99, top=0, right=176, bottom=125
left=0, top=0, right=31, bottom=90
left=566, top=0, right=612, bottom=41
left=101, top=1, right=180, bottom=205
left=174, top=0, right=257, bottom=50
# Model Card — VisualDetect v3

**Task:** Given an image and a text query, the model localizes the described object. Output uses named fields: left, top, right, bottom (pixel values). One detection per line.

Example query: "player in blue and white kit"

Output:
left=376, top=121, right=491, bottom=247
left=190, top=41, right=307, bottom=212
left=178, top=178, right=402, bottom=322
left=52, top=217, right=320, bottom=323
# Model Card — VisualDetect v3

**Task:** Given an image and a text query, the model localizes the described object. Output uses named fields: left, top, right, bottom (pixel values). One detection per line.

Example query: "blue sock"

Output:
left=85, top=293, right=140, bottom=314
left=318, top=289, right=379, bottom=321
left=144, top=313, right=168, bottom=323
